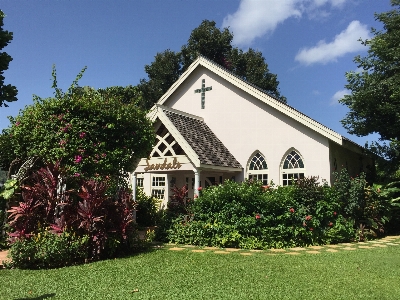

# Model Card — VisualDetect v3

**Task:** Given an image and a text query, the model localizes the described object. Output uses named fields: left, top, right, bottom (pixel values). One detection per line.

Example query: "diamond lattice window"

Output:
left=151, top=124, right=185, bottom=158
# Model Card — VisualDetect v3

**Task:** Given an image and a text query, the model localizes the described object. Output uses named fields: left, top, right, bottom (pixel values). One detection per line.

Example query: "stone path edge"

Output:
left=163, top=236, right=400, bottom=256
left=1, top=236, right=399, bottom=268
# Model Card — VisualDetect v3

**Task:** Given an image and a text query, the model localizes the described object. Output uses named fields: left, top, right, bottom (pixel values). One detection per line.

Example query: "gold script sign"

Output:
left=144, top=157, right=182, bottom=172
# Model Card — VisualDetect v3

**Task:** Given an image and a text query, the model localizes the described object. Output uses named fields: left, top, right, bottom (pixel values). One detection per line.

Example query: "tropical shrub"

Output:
left=0, top=67, right=154, bottom=179
left=167, top=172, right=392, bottom=249
left=5, top=161, right=138, bottom=268
left=135, top=188, right=160, bottom=227
left=331, top=169, right=391, bottom=239
left=4, top=231, right=89, bottom=269
left=155, top=185, right=190, bottom=242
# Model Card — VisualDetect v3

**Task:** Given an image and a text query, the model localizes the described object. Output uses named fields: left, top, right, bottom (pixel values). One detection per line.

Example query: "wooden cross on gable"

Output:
left=194, top=79, right=212, bottom=109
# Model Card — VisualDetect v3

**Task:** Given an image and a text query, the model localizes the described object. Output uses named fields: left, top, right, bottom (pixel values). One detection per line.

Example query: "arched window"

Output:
left=281, top=149, right=305, bottom=186
left=247, top=151, right=268, bottom=185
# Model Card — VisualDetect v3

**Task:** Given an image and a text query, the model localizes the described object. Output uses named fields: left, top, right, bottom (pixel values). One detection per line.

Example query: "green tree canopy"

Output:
left=0, top=67, right=155, bottom=179
left=139, top=20, right=286, bottom=109
left=340, top=0, right=400, bottom=141
left=339, top=0, right=400, bottom=179
left=138, top=50, right=182, bottom=109
left=0, top=10, right=17, bottom=107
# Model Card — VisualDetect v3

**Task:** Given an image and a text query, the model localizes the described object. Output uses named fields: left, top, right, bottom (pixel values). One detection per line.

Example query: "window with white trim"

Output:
left=247, top=152, right=268, bottom=185
left=151, top=176, right=166, bottom=200
left=136, top=174, right=144, bottom=189
left=281, top=150, right=305, bottom=186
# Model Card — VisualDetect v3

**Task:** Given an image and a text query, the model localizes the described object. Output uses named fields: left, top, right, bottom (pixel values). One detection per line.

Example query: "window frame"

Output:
left=281, top=149, right=305, bottom=186
left=247, top=151, right=269, bottom=185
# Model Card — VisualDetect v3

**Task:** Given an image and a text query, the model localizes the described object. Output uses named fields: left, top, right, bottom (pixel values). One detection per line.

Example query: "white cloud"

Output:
left=222, top=0, right=302, bottom=46
left=295, top=20, right=370, bottom=65
left=330, top=89, right=350, bottom=105
left=222, top=0, right=350, bottom=46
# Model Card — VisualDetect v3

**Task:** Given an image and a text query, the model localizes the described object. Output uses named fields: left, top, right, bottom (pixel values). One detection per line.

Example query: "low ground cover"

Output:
left=1, top=240, right=400, bottom=299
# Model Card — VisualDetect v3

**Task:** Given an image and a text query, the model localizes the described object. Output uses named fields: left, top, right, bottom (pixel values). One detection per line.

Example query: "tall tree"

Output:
left=138, top=50, right=182, bottom=109
left=139, top=20, right=286, bottom=108
left=0, top=10, right=17, bottom=107
left=339, top=0, right=400, bottom=177
left=181, top=20, right=233, bottom=70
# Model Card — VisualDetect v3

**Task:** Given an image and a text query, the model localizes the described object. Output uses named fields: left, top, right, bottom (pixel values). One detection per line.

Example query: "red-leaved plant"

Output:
left=77, top=179, right=109, bottom=257
left=7, top=160, right=138, bottom=262
left=168, top=185, right=189, bottom=215
left=7, top=161, right=69, bottom=240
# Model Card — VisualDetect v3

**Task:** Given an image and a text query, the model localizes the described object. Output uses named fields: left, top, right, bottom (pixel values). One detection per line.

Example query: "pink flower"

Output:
left=15, top=121, right=20, bottom=126
left=310, top=228, right=314, bottom=231
left=333, top=212, right=337, bottom=216
left=79, top=132, right=86, bottom=138
left=328, top=222, right=333, bottom=227
left=74, top=155, right=82, bottom=163
left=197, top=186, right=202, bottom=191
left=289, top=208, right=295, bottom=213
left=194, top=194, right=198, bottom=199
left=303, top=222, right=306, bottom=227
left=101, top=153, right=106, bottom=158
left=255, top=214, right=261, bottom=220
left=305, top=215, right=312, bottom=221
left=73, top=173, right=81, bottom=177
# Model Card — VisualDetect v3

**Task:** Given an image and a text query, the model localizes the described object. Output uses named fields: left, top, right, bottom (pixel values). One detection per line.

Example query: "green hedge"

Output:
left=167, top=169, right=391, bottom=249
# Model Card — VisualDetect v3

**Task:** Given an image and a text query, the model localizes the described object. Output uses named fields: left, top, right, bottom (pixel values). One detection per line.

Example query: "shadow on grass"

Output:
left=13, top=293, right=56, bottom=300
left=119, top=242, right=164, bottom=259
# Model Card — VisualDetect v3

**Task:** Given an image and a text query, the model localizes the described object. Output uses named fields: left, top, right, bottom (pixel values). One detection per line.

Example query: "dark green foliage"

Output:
left=135, top=188, right=160, bottom=227
left=154, top=185, right=190, bottom=242
left=181, top=20, right=233, bottom=70
left=138, top=50, right=182, bottom=109
left=340, top=1, right=400, bottom=177
left=0, top=10, right=18, bottom=107
left=167, top=172, right=392, bottom=249
left=0, top=67, right=155, bottom=179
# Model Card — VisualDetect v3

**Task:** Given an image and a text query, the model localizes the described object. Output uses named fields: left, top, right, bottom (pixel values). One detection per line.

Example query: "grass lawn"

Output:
left=1, top=243, right=400, bottom=300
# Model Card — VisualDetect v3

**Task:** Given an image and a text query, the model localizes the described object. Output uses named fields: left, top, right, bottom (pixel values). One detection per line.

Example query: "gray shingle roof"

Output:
left=163, top=109, right=242, bottom=169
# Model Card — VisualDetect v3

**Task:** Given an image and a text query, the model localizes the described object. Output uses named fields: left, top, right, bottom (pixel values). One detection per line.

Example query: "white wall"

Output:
left=164, top=66, right=332, bottom=185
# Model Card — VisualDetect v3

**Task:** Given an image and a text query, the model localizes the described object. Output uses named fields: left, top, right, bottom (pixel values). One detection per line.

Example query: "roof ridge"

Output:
left=195, top=55, right=350, bottom=145
left=156, top=104, right=203, bottom=121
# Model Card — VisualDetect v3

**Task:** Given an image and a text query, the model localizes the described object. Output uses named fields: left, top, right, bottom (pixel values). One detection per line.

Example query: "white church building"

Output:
left=131, top=56, right=372, bottom=207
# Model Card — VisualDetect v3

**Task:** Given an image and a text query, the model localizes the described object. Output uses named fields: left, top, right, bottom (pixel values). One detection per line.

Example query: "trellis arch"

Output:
left=150, top=124, right=185, bottom=158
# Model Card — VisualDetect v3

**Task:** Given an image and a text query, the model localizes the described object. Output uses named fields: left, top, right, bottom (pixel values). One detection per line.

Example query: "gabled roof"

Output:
left=151, top=105, right=242, bottom=170
left=155, top=56, right=347, bottom=146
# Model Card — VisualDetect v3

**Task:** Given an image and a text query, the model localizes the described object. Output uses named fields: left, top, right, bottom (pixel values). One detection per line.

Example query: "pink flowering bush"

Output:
left=0, top=67, right=154, bottom=180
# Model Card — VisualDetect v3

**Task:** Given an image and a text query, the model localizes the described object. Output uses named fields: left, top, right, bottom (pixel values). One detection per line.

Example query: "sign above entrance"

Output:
left=144, top=157, right=182, bottom=172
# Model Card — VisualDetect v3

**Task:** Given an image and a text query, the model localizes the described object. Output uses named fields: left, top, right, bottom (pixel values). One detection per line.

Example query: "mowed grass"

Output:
left=2, top=245, right=400, bottom=300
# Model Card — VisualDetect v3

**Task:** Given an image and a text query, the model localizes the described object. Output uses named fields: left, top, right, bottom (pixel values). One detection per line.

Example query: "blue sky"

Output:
left=0, top=0, right=393, bottom=146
